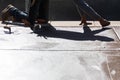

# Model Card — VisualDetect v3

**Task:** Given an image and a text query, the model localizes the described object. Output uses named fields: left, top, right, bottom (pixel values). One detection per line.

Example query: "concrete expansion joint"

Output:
left=106, top=56, right=114, bottom=80
left=112, top=27, right=120, bottom=41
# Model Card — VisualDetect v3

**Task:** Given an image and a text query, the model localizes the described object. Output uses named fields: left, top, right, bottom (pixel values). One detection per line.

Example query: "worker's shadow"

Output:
left=34, top=24, right=114, bottom=41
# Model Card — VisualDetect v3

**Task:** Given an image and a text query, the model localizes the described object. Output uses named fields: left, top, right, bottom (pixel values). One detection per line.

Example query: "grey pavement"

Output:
left=0, top=21, right=120, bottom=80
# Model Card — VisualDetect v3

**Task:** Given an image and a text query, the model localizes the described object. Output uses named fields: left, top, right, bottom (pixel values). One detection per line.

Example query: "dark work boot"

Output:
left=80, top=15, right=92, bottom=26
left=99, top=18, right=110, bottom=27
left=1, top=4, right=28, bottom=23
left=1, top=4, right=13, bottom=23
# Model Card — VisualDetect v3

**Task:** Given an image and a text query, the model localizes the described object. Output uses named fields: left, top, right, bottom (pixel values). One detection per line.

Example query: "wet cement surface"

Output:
left=0, top=22, right=120, bottom=80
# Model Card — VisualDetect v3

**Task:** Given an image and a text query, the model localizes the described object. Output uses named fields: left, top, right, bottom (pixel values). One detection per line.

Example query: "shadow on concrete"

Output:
left=35, top=24, right=114, bottom=42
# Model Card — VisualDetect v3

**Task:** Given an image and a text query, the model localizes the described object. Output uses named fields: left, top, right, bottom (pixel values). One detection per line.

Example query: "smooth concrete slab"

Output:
left=1, top=50, right=119, bottom=80
left=50, top=21, right=120, bottom=27
left=0, top=25, right=119, bottom=51
left=0, top=21, right=120, bottom=80
left=0, top=50, right=109, bottom=80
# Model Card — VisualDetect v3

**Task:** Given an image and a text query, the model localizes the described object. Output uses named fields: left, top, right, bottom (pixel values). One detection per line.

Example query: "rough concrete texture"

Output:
left=0, top=21, right=120, bottom=80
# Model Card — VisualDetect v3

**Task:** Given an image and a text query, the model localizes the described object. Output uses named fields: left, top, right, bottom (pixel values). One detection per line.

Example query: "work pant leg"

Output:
left=29, top=0, right=42, bottom=25
left=38, top=0, right=49, bottom=21
left=74, top=0, right=101, bottom=20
